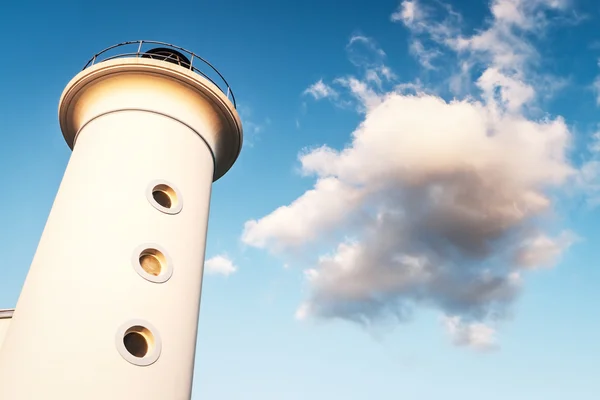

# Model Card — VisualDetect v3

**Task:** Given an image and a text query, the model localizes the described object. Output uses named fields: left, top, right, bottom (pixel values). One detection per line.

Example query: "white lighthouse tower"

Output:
left=0, top=41, right=242, bottom=399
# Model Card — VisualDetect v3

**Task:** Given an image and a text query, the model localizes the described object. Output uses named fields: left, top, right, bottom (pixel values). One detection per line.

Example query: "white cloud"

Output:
left=442, top=315, right=498, bottom=351
left=514, top=231, right=578, bottom=269
left=391, top=0, right=418, bottom=24
left=333, top=77, right=383, bottom=112
left=204, top=255, right=238, bottom=276
left=392, top=0, right=462, bottom=45
left=237, top=105, right=269, bottom=147
left=244, top=0, right=580, bottom=348
left=575, top=130, right=600, bottom=207
left=242, top=177, right=365, bottom=251
left=578, top=160, right=600, bottom=207
left=346, top=35, right=389, bottom=77
left=450, top=0, right=568, bottom=65
left=302, top=35, right=396, bottom=113
left=476, top=68, right=535, bottom=112
left=409, top=39, right=442, bottom=70
left=295, top=302, right=311, bottom=321
left=393, top=0, right=570, bottom=101
left=244, top=88, right=574, bottom=334
left=303, top=80, right=338, bottom=100
left=593, top=59, right=600, bottom=106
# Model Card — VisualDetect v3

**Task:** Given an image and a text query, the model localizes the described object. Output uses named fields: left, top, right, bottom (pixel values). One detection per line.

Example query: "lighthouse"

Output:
left=0, top=41, right=242, bottom=399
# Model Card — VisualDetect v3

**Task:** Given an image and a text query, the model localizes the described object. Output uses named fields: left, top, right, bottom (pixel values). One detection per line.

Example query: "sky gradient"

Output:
left=1, top=0, right=600, bottom=398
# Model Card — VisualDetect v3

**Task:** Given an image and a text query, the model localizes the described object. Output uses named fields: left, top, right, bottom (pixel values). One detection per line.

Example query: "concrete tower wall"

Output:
left=0, top=57, right=242, bottom=399
left=0, top=311, right=12, bottom=351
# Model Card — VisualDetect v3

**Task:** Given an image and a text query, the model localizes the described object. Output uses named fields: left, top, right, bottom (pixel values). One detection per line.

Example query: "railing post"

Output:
left=136, top=40, right=143, bottom=57
left=189, top=54, right=194, bottom=70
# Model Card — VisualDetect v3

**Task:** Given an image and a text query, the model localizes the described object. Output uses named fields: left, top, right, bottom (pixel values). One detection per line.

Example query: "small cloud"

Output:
left=205, top=255, right=238, bottom=276
left=237, top=105, right=269, bottom=147
left=348, top=34, right=386, bottom=55
left=576, top=129, right=600, bottom=207
left=410, top=39, right=442, bottom=70
left=390, top=0, right=423, bottom=26
left=346, top=34, right=391, bottom=76
left=303, top=79, right=339, bottom=100
left=295, top=302, right=310, bottom=320
left=514, top=231, right=577, bottom=269
left=593, top=74, right=600, bottom=106
left=442, top=315, right=498, bottom=351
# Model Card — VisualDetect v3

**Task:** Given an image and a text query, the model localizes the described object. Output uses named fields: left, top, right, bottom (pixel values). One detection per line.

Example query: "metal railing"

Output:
left=82, top=40, right=236, bottom=108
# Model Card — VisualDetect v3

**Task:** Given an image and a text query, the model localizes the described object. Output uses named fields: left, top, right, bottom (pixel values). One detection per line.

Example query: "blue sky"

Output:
left=1, top=0, right=600, bottom=398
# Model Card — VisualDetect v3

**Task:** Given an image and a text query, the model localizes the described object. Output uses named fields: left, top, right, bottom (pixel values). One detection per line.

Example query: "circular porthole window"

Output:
left=116, top=320, right=162, bottom=366
left=146, top=180, right=183, bottom=215
left=132, top=244, right=173, bottom=283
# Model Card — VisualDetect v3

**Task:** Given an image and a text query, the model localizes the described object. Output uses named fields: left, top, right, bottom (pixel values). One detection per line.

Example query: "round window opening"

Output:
left=116, top=321, right=162, bottom=366
left=139, top=249, right=165, bottom=277
left=152, top=187, right=172, bottom=209
left=133, top=245, right=173, bottom=283
left=124, top=330, right=149, bottom=358
left=146, top=181, right=183, bottom=215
